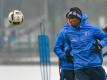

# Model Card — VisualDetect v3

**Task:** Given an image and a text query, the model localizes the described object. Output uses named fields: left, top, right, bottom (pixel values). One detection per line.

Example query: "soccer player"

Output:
left=54, top=7, right=107, bottom=80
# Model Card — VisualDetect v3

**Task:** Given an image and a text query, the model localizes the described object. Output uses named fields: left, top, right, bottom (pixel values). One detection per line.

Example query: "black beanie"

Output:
left=67, top=7, right=82, bottom=21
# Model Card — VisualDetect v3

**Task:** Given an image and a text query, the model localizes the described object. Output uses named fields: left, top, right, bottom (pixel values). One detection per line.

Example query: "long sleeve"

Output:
left=54, top=31, right=66, bottom=59
left=94, top=27, right=107, bottom=47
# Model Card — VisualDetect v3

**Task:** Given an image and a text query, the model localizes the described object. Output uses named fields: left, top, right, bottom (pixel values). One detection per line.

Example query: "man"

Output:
left=54, top=7, right=107, bottom=80
left=54, top=10, right=75, bottom=80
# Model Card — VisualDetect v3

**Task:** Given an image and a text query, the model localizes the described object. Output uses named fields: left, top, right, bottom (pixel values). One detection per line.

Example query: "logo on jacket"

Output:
left=85, top=31, right=89, bottom=36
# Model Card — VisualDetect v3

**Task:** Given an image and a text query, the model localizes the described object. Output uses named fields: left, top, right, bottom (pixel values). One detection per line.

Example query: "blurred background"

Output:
left=0, top=0, right=107, bottom=65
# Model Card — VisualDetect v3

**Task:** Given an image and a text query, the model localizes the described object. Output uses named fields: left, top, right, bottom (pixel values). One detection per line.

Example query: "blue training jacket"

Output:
left=54, top=14, right=107, bottom=70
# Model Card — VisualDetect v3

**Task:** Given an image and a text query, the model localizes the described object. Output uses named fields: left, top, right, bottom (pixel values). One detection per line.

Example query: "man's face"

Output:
left=68, top=18, right=80, bottom=27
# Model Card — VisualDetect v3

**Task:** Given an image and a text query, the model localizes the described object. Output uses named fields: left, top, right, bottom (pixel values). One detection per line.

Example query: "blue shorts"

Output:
left=75, top=67, right=106, bottom=80
left=60, top=69, right=75, bottom=80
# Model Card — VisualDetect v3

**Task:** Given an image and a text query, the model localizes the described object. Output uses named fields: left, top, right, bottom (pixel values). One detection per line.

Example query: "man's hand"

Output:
left=65, top=49, right=73, bottom=63
left=93, top=40, right=102, bottom=52
left=94, top=45, right=102, bottom=52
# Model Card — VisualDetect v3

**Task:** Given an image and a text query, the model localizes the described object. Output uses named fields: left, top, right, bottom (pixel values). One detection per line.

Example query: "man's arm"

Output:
left=94, top=27, right=107, bottom=48
left=54, top=31, right=66, bottom=59
left=54, top=30, right=73, bottom=63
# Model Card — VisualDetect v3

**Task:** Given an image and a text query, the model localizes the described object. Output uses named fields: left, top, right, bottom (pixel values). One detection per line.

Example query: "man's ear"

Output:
left=65, top=18, right=68, bottom=23
left=66, top=18, right=69, bottom=23
left=67, top=19, right=70, bottom=23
